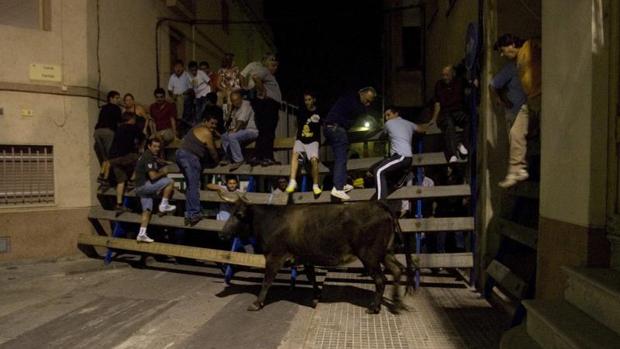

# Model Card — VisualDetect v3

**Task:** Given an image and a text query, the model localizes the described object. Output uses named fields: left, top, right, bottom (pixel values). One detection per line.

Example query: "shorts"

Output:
left=136, top=177, right=173, bottom=211
left=109, top=153, right=139, bottom=183
left=293, top=140, right=319, bottom=160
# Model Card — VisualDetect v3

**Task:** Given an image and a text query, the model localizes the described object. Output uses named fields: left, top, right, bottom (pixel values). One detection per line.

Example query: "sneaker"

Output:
left=330, top=187, right=350, bottom=201
left=136, top=233, right=154, bottom=243
left=285, top=179, right=297, bottom=193
left=158, top=203, right=176, bottom=213
left=219, top=160, right=230, bottom=166
left=449, top=155, right=458, bottom=163
left=184, top=215, right=203, bottom=227
left=247, top=157, right=260, bottom=166
left=312, top=185, right=322, bottom=195
left=498, top=169, right=529, bottom=188
left=260, top=159, right=275, bottom=167
left=229, top=161, right=244, bottom=172
left=457, top=143, right=468, bottom=156
left=343, top=184, right=354, bottom=192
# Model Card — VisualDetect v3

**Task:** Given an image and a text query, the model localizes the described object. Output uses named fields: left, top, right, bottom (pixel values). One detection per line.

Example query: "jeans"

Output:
left=437, top=110, right=470, bottom=159
left=222, top=129, right=259, bottom=163
left=324, top=125, right=349, bottom=190
left=252, top=98, right=280, bottom=160
left=175, top=148, right=202, bottom=219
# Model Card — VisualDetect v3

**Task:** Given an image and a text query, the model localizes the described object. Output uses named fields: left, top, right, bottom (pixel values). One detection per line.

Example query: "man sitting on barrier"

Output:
left=371, top=106, right=427, bottom=199
left=207, top=175, right=241, bottom=221
left=220, top=89, right=258, bottom=171
left=285, top=91, right=323, bottom=195
left=176, top=114, right=220, bottom=226
left=134, top=137, right=177, bottom=242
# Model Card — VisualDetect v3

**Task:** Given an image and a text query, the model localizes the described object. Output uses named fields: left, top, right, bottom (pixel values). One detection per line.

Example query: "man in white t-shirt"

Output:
left=221, top=90, right=259, bottom=170
left=167, top=60, right=192, bottom=125
left=188, top=60, right=211, bottom=126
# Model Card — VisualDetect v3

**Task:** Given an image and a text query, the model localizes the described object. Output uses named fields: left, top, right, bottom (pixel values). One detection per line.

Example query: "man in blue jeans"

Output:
left=176, top=115, right=220, bottom=226
left=220, top=90, right=258, bottom=171
left=323, top=87, right=377, bottom=200
left=134, top=137, right=177, bottom=242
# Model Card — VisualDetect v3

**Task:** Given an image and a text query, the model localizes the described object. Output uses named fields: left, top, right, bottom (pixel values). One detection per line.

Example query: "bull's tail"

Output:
left=394, top=218, right=417, bottom=295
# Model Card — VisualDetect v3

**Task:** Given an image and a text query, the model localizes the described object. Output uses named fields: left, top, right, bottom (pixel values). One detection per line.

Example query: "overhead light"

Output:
left=364, top=121, right=370, bottom=128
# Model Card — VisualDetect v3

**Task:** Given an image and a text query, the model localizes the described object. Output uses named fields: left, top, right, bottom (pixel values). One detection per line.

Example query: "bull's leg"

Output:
left=359, top=257, right=385, bottom=314
left=305, top=264, right=322, bottom=307
left=383, top=253, right=407, bottom=313
left=248, top=254, right=287, bottom=311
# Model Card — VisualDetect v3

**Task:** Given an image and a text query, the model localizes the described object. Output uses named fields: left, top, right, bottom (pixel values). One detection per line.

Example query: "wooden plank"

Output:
left=89, top=207, right=225, bottom=231
left=497, top=218, right=538, bottom=249
left=486, top=259, right=528, bottom=299
left=245, top=137, right=295, bottom=150
left=347, top=152, right=465, bottom=171
left=98, top=188, right=289, bottom=206
left=506, top=182, right=539, bottom=199
left=397, top=252, right=473, bottom=268
left=203, top=163, right=330, bottom=177
left=399, top=217, right=474, bottom=232
left=78, top=234, right=266, bottom=268
left=289, top=184, right=470, bottom=204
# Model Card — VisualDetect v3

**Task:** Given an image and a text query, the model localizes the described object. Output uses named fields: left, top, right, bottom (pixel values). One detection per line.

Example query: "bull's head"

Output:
left=217, top=191, right=253, bottom=241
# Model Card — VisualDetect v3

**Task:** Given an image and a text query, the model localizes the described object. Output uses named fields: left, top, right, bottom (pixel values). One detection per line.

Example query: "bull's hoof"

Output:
left=247, top=301, right=263, bottom=311
left=366, top=303, right=381, bottom=314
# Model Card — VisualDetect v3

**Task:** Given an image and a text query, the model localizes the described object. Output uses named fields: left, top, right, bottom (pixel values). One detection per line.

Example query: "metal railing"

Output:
left=0, top=145, right=55, bottom=206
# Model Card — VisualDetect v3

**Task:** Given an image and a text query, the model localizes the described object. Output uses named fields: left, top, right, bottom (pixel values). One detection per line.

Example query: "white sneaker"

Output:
left=457, top=143, right=468, bottom=156
left=331, top=187, right=351, bottom=200
left=449, top=155, right=458, bottom=163
left=136, top=233, right=154, bottom=243
left=285, top=179, right=297, bottom=193
left=343, top=184, right=354, bottom=192
left=158, top=203, right=176, bottom=213
left=312, top=185, right=322, bottom=195
left=498, top=169, right=529, bottom=188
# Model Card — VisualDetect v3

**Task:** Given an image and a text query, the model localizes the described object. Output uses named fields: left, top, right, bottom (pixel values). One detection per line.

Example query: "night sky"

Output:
left=264, top=0, right=384, bottom=109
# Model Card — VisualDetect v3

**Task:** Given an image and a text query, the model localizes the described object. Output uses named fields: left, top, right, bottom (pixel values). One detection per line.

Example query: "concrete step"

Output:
left=500, top=325, right=542, bottom=349
left=608, top=234, right=620, bottom=271
left=563, top=266, right=620, bottom=335
left=523, top=300, right=620, bottom=348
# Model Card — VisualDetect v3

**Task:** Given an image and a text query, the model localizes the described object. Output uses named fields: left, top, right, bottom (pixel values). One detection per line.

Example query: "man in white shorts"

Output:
left=286, top=91, right=322, bottom=195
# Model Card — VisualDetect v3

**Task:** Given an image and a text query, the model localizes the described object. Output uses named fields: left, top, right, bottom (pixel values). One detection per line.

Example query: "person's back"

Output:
left=109, top=120, right=142, bottom=158
left=95, top=103, right=122, bottom=130
left=325, top=92, right=366, bottom=130
left=385, top=117, right=417, bottom=157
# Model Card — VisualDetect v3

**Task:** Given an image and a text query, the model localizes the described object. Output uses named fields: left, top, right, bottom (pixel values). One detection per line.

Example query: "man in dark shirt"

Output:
left=285, top=91, right=323, bottom=195
left=94, top=90, right=121, bottom=165
left=149, top=88, right=177, bottom=145
left=104, top=112, right=145, bottom=215
left=323, top=86, right=376, bottom=200
left=134, top=137, right=177, bottom=242
left=429, top=66, right=470, bottom=163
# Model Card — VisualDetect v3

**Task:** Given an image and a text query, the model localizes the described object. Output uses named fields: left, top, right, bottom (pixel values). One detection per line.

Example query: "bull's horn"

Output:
left=238, top=192, right=251, bottom=203
left=217, top=190, right=238, bottom=203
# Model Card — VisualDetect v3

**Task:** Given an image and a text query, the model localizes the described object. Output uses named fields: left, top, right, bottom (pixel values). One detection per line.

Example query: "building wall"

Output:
left=536, top=0, right=611, bottom=299
left=0, top=0, right=274, bottom=262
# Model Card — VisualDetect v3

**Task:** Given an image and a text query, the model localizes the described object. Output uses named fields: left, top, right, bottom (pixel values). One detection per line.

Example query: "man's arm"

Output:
left=488, top=84, right=513, bottom=109
left=204, top=131, right=220, bottom=163
left=147, top=166, right=169, bottom=181
left=429, top=102, right=441, bottom=127
left=206, top=183, right=224, bottom=192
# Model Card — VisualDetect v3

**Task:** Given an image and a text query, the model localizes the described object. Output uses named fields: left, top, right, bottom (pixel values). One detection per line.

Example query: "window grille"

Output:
left=0, top=145, right=55, bottom=206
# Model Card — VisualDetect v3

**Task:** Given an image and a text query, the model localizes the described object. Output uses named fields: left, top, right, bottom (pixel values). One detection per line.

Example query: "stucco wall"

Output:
left=540, top=0, right=608, bottom=228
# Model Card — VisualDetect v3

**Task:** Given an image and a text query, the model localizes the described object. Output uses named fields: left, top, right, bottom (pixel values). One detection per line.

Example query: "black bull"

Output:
left=219, top=194, right=415, bottom=314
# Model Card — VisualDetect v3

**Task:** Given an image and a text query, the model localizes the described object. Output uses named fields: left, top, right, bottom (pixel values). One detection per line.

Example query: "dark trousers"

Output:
left=437, top=110, right=470, bottom=159
left=324, top=125, right=349, bottom=190
left=175, top=148, right=202, bottom=220
left=252, top=98, right=280, bottom=161
left=373, top=154, right=412, bottom=199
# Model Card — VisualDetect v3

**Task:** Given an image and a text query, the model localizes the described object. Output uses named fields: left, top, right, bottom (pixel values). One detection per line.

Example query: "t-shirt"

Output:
left=241, top=62, right=282, bottom=103
left=167, top=72, right=191, bottom=95
left=516, top=39, right=541, bottom=98
left=296, top=107, right=321, bottom=144
left=149, top=101, right=177, bottom=130
left=190, top=70, right=211, bottom=98
left=95, top=103, right=122, bottom=130
left=384, top=117, right=417, bottom=157
left=229, top=100, right=257, bottom=131
left=490, top=62, right=527, bottom=115
left=324, top=92, right=366, bottom=130
left=135, top=149, right=159, bottom=188
left=434, top=78, right=465, bottom=113
left=109, top=123, right=144, bottom=158
left=217, top=67, right=241, bottom=90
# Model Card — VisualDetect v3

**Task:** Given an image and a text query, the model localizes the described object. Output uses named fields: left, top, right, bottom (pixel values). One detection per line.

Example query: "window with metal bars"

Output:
left=0, top=145, right=55, bottom=206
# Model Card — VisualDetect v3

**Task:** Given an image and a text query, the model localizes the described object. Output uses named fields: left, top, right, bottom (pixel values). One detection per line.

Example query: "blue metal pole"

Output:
left=104, top=197, right=130, bottom=265
left=415, top=139, right=424, bottom=289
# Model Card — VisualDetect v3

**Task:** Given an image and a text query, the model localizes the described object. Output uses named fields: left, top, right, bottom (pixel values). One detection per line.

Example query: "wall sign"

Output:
left=29, top=63, right=61, bottom=82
